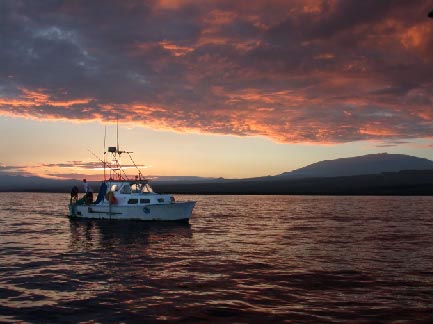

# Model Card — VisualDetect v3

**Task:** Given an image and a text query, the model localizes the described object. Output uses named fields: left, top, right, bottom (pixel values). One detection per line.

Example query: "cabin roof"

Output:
left=106, top=179, right=149, bottom=184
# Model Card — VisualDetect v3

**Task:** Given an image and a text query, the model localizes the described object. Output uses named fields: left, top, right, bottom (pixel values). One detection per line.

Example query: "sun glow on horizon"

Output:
left=0, top=1, right=431, bottom=180
left=0, top=116, right=431, bottom=180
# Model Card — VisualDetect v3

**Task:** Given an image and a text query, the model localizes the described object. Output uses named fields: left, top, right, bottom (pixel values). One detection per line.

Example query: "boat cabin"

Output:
left=101, top=180, right=174, bottom=206
left=107, top=180, right=154, bottom=195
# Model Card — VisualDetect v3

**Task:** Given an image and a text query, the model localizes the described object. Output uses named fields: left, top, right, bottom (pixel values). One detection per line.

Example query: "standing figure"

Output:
left=70, top=185, right=79, bottom=203
left=83, top=179, right=93, bottom=204
left=83, top=179, right=89, bottom=193
left=94, top=181, right=108, bottom=204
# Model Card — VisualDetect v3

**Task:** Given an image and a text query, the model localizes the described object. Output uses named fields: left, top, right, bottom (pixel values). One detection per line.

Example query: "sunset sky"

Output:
left=0, top=0, right=432, bottom=179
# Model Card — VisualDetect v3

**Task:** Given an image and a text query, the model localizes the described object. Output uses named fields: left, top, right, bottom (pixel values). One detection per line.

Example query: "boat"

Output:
left=68, top=143, right=196, bottom=222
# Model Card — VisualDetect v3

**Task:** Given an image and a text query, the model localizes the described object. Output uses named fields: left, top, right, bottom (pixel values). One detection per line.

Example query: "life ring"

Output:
left=105, top=191, right=117, bottom=204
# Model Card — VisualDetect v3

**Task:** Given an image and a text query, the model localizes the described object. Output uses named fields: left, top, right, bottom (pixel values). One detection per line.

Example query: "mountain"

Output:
left=153, top=170, right=433, bottom=195
left=147, top=176, right=217, bottom=183
left=276, top=153, right=432, bottom=179
left=0, top=174, right=81, bottom=192
left=0, top=153, right=431, bottom=193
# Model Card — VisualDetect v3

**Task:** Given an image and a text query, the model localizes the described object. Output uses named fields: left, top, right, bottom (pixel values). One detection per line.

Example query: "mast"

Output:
left=116, top=114, right=119, bottom=153
left=104, top=115, right=140, bottom=181
left=103, top=125, right=107, bottom=181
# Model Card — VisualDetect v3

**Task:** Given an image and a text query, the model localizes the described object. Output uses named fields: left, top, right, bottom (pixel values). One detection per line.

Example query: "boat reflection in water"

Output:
left=68, top=218, right=192, bottom=250
left=64, top=218, right=195, bottom=322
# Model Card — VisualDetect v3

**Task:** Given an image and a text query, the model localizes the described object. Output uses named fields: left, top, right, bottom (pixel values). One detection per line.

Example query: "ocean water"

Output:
left=0, top=193, right=432, bottom=323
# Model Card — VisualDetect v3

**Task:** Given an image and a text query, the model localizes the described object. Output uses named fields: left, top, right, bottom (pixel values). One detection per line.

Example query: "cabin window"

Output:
left=110, top=184, right=118, bottom=191
left=131, top=183, right=141, bottom=193
left=141, top=184, right=153, bottom=193
left=140, top=198, right=150, bottom=204
left=128, top=199, right=138, bottom=204
left=157, top=198, right=164, bottom=203
left=120, top=184, right=132, bottom=194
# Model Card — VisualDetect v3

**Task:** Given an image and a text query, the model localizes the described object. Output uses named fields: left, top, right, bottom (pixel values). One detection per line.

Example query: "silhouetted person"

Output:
left=83, top=179, right=93, bottom=204
left=94, top=181, right=108, bottom=204
left=70, top=185, right=79, bottom=203
left=71, top=186, right=78, bottom=199
left=83, top=178, right=89, bottom=193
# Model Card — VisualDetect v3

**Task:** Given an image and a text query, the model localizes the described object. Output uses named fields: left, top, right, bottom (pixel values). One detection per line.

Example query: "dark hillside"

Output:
left=153, top=170, right=433, bottom=195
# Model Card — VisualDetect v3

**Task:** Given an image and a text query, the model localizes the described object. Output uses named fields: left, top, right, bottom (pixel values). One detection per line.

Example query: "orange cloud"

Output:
left=400, top=22, right=432, bottom=61
left=2, top=89, right=91, bottom=108
left=159, top=40, right=194, bottom=56
left=0, top=0, right=431, bottom=145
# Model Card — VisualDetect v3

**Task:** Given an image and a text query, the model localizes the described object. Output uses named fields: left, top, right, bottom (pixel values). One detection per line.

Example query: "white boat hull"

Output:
left=69, top=201, right=195, bottom=222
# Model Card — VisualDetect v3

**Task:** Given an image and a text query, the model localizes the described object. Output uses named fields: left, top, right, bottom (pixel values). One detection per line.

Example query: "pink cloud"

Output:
left=0, top=0, right=431, bottom=143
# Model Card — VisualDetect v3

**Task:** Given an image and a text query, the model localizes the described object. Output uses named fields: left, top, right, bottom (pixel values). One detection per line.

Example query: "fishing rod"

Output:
left=126, top=151, right=143, bottom=180
left=87, top=149, right=128, bottom=181
left=107, top=150, right=130, bottom=181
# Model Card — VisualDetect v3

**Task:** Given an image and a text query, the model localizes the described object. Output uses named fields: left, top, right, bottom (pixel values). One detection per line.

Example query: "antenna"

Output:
left=116, top=114, right=119, bottom=153
left=88, top=149, right=126, bottom=180
left=103, top=125, right=107, bottom=181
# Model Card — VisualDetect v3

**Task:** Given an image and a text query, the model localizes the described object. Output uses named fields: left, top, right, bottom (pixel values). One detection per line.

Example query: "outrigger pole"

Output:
left=87, top=149, right=128, bottom=181
left=126, top=152, right=143, bottom=180
left=95, top=117, right=141, bottom=182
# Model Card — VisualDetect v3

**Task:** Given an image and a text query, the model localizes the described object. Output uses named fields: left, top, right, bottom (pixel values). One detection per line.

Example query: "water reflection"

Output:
left=68, top=219, right=192, bottom=250
left=0, top=194, right=431, bottom=323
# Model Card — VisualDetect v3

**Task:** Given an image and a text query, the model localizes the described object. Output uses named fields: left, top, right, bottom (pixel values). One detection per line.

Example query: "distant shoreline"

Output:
left=1, top=192, right=430, bottom=196
left=1, top=170, right=432, bottom=196
left=152, top=170, right=433, bottom=196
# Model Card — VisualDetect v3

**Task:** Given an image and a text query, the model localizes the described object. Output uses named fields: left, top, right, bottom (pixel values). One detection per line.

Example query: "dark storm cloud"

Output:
left=0, top=0, right=431, bottom=143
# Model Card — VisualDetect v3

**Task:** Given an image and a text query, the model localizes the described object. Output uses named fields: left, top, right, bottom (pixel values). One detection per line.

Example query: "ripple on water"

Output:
left=0, top=193, right=432, bottom=323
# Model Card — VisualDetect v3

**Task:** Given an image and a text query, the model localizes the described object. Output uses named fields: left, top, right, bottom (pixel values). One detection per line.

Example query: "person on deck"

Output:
left=83, top=179, right=89, bottom=193
left=83, top=179, right=93, bottom=204
left=94, top=181, right=108, bottom=204
left=70, top=185, right=79, bottom=203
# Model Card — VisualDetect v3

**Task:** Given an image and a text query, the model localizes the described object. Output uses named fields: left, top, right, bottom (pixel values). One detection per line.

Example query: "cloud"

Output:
left=41, top=161, right=149, bottom=170
left=0, top=160, right=150, bottom=180
left=0, top=0, right=431, bottom=143
left=0, top=164, right=30, bottom=175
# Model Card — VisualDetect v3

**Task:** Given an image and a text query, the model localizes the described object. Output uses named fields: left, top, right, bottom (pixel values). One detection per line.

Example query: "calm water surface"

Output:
left=0, top=193, right=432, bottom=323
